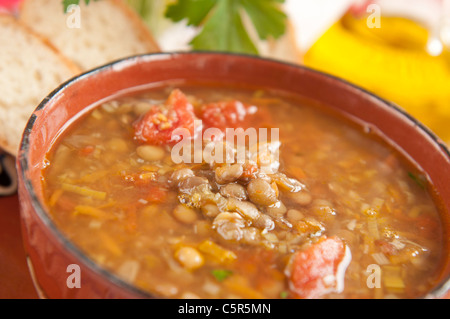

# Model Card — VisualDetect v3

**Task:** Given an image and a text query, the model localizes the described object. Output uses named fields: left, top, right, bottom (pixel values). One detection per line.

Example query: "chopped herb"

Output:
left=211, top=269, right=233, bottom=282
left=408, top=172, right=426, bottom=189
left=280, top=290, right=289, bottom=299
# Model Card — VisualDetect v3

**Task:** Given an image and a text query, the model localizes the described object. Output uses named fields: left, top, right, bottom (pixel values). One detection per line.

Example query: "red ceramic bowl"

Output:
left=16, top=52, right=450, bottom=299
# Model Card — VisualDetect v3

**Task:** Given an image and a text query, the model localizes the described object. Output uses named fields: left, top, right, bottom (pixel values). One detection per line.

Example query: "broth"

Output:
left=42, top=85, right=445, bottom=299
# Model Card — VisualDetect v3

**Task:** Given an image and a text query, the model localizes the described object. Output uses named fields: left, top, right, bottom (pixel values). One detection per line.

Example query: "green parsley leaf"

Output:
left=211, top=269, right=233, bottom=282
left=190, top=0, right=258, bottom=54
left=63, top=0, right=97, bottom=13
left=241, top=0, right=286, bottom=40
left=165, top=0, right=217, bottom=26
left=63, top=0, right=80, bottom=12
left=165, top=0, right=287, bottom=54
left=126, top=0, right=154, bottom=21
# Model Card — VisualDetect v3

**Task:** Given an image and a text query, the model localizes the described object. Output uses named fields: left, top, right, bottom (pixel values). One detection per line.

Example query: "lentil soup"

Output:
left=42, top=85, right=445, bottom=299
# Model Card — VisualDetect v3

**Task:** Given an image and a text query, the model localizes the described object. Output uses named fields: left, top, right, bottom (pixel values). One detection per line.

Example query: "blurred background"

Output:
left=125, top=0, right=450, bottom=146
left=2, top=0, right=450, bottom=144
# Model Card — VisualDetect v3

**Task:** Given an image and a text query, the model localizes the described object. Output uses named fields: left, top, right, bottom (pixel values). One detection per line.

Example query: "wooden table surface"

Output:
left=0, top=194, right=38, bottom=299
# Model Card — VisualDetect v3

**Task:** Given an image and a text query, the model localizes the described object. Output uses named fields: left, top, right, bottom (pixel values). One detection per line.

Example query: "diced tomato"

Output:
left=200, top=100, right=253, bottom=131
left=146, top=185, right=168, bottom=203
left=78, top=145, right=95, bottom=156
left=375, top=239, right=398, bottom=256
left=241, top=161, right=258, bottom=180
left=133, top=89, right=199, bottom=145
left=124, top=205, right=138, bottom=232
left=55, top=194, right=77, bottom=212
left=287, top=236, right=351, bottom=299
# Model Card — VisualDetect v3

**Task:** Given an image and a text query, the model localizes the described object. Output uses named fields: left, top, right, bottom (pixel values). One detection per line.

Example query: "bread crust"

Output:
left=1, top=13, right=81, bottom=74
left=19, top=0, right=160, bottom=64
left=109, top=0, right=161, bottom=52
left=0, top=14, right=81, bottom=156
left=2, top=0, right=161, bottom=155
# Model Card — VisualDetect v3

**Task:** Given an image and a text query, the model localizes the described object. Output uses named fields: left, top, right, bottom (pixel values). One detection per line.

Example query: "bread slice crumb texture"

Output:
left=0, top=14, right=79, bottom=155
left=19, top=0, right=160, bottom=71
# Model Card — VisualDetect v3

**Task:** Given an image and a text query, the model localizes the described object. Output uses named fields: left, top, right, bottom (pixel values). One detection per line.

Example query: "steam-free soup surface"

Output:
left=43, top=85, right=444, bottom=299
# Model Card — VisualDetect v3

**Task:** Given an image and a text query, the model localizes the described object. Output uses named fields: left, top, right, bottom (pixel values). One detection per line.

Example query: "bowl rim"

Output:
left=17, top=51, right=450, bottom=299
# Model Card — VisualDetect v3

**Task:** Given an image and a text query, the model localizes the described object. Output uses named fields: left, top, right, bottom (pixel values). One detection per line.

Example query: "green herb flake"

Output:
left=211, top=269, right=233, bottom=282
left=408, top=172, right=426, bottom=189
left=280, top=291, right=289, bottom=299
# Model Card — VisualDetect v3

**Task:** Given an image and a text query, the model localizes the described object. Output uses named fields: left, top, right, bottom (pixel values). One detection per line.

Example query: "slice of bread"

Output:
left=0, top=14, right=80, bottom=156
left=19, top=0, right=160, bottom=71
